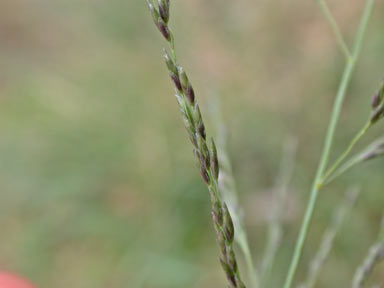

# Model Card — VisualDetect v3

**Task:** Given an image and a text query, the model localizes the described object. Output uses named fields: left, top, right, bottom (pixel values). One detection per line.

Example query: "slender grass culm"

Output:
left=298, top=188, right=360, bottom=288
left=144, top=0, right=384, bottom=287
left=260, top=139, right=297, bottom=288
left=145, top=1, right=247, bottom=287
left=283, top=1, right=376, bottom=288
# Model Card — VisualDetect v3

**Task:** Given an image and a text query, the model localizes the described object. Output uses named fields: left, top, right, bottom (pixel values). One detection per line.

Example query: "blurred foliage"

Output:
left=0, top=0, right=383, bottom=287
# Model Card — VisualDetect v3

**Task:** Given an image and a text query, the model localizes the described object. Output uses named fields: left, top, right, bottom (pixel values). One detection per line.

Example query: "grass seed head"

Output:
left=224, top=204, right=235, bottom=243
left=362, top=141, right=384, bottom=161
left=158, top=0, right=170, bottom=24
left=170, top=72, right=182, bottom=91
left=163, top=49, right=177, bottom=74
left=220, top=257, right=237, bottom=286
left=371, top=79, right=384, bottom=108
left=158, top=19, right=171, bottom=41
left=370, top=80, right=384, bottom=123
left=146, top=1, right=246, bottom=286
left=200, top=166, right=210, bottom=184
left=370, top=102, right=384, bottom=124
left=210, top=138, right=219, bottom=181
left=146, top=0, right=159, bottom=27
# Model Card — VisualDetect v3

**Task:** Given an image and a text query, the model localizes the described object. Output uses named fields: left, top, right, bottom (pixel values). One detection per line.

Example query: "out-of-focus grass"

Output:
left=0, top=0, right=383, bottom=287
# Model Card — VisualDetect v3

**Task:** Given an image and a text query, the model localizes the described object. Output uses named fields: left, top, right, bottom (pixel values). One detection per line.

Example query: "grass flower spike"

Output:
left=370, top=80, right=384, bottom=124
left=145, top=1, right=246, bottom=287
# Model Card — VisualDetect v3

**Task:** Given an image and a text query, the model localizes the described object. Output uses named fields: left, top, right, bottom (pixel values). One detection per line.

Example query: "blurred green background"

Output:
left=0, top=0, right=383, bottom=287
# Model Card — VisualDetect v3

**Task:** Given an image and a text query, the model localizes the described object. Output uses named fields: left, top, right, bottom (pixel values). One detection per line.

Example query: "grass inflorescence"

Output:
left=145, top=0, right=246, bottom=286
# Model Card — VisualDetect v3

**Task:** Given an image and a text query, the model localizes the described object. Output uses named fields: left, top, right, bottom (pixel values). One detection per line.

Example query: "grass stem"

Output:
left=299, top=188, right=359, bottom=288
left=317, top=0, right=351, bottom=60
left=260, top=139, right=297, bottom=288
left=283, top=2, right=374, bottom=288
left=320, top=121, right=372, bottom=185
left=325, top=136, right=384, bottom=185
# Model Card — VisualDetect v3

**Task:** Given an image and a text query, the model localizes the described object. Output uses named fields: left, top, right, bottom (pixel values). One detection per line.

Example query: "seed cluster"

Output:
left=370, top=80, right=384, bottom=124
left=146, top=1, right=246, bottom=287
left=362, top=139, right=384, bottom=161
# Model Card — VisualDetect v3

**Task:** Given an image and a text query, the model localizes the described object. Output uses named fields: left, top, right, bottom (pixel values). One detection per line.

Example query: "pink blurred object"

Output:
left=0, top=272, right=36, bottom=288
